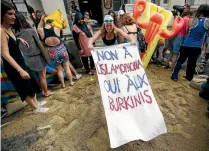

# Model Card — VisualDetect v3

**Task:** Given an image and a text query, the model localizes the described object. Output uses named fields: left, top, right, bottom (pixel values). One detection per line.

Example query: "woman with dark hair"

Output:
left=14, top=12, right=54, bottom=97
left=38, top=15, right=75, bottom=88
left=72, top=12, right=95, bottom=75
left=107, top=10, right=118, bottom=27
left=1, top=1, right=49, bottom=113
left=171, top=4, right=209, bottom=81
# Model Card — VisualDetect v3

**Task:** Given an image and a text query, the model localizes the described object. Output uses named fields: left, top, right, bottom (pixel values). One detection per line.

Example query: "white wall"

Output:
left=40, top=0, right=70, bottom=34
left=26, top=0, right=44, bottom=10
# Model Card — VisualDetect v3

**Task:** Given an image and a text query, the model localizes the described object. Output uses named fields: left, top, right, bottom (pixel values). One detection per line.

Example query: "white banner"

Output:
left=91, top=43, right=167, bottom=148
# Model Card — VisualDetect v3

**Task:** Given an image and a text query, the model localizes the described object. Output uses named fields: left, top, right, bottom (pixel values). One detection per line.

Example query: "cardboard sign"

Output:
left=125, top=4, right=134, bottom=16
left=91, top=43, right=167, bottom=148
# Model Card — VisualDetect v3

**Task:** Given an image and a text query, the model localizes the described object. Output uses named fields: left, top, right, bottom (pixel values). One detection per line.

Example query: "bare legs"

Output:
left=56, top=62, right=75, bottom=88
left=56, top=65, right=65, bottom=88
left=63, top=62, right=75, bottom=86
left=25, top=96, right=37, bottom=110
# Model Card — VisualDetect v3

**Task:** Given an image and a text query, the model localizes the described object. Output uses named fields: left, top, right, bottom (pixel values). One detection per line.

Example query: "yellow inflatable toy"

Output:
left=133, top=0, right=184, bottom=68
left=44, top=9, right=67, bottom=29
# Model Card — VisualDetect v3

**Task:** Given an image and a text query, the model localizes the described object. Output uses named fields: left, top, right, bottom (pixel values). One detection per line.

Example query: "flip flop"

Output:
left=42, top=91, right=54, bottom=97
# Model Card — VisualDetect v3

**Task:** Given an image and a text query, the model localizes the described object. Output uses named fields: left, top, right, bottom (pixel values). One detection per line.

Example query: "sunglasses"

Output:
left=104, top=20, right=114, bottom=23
left=85, top=14, right=89, bottom=15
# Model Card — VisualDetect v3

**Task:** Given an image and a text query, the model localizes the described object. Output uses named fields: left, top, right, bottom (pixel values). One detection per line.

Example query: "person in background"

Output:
left=84, top=11, right=97, bottom=25
left=202, top=31, right=209, bottom=63
left=71, top=1, right=79, bottom=13
left=171, top=4, right=209, bottom=81
left=121, top=14, right=140, bottom=53
left=1, top=1, right=49, bottom=113
left=14, top=12, right=54, bottom=97
left=182, top=4, right=191, bottom=16
left=72, top=12, right=95, bottom=75
left=69, top=12, right=76, bottom=35
left=108, top=10, right=119, bottom=27
left=164, top=11, right=193, bottom=69
left=152, top=39, right=165, bottom=66
left=88, top=15, right=135, bottom=48
left=117, top=10, right=125, bottom=28
left=38, top=15, right=75, bottom=88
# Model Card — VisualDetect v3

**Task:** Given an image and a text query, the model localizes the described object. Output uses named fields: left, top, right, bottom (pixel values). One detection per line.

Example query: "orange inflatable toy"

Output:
left=133, top=0, right=184, bottom=68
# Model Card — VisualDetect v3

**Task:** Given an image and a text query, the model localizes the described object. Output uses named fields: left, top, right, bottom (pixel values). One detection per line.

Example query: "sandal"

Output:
left=88, top=72, right=94, bottom=76
left=42, top=91, right=54, bottom=97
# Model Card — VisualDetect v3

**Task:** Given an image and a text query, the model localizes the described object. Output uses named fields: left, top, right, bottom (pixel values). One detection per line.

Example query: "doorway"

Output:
left=78, top=0, right=103, bottom=24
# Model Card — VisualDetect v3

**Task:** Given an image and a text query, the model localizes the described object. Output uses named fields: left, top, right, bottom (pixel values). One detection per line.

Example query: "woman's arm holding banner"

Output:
left=88, top=30, right=102, bottom=49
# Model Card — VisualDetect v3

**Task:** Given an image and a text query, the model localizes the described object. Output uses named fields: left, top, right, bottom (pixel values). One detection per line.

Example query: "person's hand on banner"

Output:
left=130, top=40, right=136, bottom=45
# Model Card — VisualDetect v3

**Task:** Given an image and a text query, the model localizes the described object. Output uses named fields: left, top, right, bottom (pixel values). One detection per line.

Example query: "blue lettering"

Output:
left=103, top=78, right=121, bottom=94
left=97, top=50, right=118, bottom=61
left=123, top=46, right=132, bottom=59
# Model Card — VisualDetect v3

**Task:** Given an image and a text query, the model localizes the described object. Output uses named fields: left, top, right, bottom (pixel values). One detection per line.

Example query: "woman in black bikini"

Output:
left=88, top=15, right=135, bottom=48
left=1, top=1, right=49, bottom=113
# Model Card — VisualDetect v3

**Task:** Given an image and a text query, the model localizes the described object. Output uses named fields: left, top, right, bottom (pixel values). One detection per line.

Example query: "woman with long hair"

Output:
left=121, top=14, right=140, bottom=53
left=88, top=15, right=135, bottom=48
left=108, top=10, right=118, bottom=27
left=38, top=15, right=75, bottom=88
left=171, top=4, right=209, bottom=81
left=14, top=12, right=54, bottom=97
left=1, top=1, right=49, bottom=113
left=72, top=12, right=95, bottom=75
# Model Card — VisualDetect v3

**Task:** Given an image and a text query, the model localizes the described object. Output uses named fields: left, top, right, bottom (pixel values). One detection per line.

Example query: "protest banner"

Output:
left=91, top=43, right=167, bottom=148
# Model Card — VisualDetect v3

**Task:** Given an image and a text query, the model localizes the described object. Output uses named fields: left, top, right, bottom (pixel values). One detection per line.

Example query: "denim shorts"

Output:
left=168, top=35, right=183, bottom=53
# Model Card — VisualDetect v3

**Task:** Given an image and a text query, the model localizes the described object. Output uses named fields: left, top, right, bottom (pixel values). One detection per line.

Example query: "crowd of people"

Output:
left=1, top=0, right=209, bottom=115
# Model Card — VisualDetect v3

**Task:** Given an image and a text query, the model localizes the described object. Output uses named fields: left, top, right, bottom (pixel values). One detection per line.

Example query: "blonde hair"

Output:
left=100, top=24, right=117, bottom=37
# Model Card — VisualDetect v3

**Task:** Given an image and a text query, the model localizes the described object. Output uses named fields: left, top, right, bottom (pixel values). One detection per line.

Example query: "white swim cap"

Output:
left=104, top=15, right=114, bottom=24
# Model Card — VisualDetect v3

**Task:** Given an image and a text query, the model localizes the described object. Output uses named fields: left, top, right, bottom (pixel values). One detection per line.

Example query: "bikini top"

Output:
left=123, top=25, right=138, bottom=35
left=43, top=27, right=60, bottom=42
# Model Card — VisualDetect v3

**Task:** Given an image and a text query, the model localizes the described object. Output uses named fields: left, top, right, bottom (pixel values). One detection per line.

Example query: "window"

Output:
left=163, top=0, right=168, bottom=4
left=151, top=0, right=156, bottom=3
left=113, top=0, right=121, bottom=11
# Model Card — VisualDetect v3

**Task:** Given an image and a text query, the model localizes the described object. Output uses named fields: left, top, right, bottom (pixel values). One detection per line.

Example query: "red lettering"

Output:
left=108, top=96, right=115, bottom=111
left=134, top=95, right=141, bottom=106
left=124, top=96, right=135, bottom=109
left=117, top=97, right=128, bottom=110
left=139, top=91, right=146, bottom=103
left=144, top=90, right=152, bottom=104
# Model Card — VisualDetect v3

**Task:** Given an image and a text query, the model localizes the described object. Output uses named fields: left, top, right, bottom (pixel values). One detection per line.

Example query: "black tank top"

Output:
left=43, top=27, right=60, bottom=42
left=102, top=33, right=116, bottom=46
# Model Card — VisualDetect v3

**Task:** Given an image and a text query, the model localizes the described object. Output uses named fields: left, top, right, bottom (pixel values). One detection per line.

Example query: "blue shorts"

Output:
left=168, top=35, right=183, bottom=53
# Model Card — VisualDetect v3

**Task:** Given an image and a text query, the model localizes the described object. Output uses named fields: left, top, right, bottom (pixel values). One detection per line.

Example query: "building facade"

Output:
left=12, top=0, right=208, bottom=35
